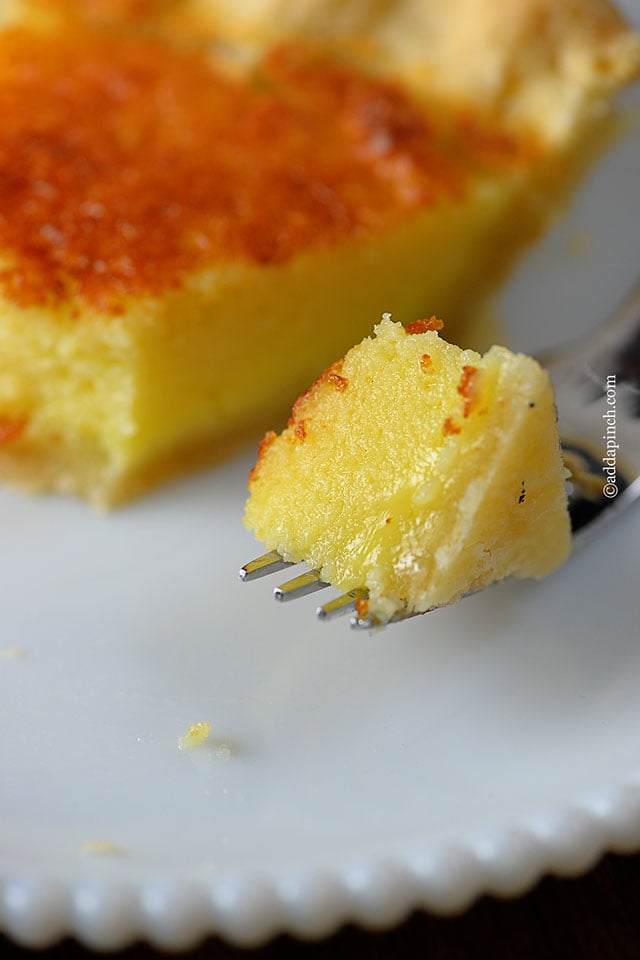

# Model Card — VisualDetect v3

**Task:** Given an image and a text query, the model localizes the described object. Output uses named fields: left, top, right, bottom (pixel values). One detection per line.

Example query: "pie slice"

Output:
left=244, top=316, right=571, bottom=622
left=0, top=1, right=637, bottom=507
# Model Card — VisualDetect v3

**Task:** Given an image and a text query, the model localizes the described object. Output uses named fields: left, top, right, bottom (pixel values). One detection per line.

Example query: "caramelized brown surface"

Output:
left=0, top=25, right=535, bottom=313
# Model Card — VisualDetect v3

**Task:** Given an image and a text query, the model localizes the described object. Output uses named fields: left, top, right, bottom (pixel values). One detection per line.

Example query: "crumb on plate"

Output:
left=0, top=646, right=26, bottom=659
left=80, top=840, right=125, bottom=856
left=178, top=720, right=212, bottom=751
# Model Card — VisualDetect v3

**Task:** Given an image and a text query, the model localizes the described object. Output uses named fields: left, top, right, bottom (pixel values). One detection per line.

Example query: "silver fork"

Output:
left=240, top=280, right=640, bottom=628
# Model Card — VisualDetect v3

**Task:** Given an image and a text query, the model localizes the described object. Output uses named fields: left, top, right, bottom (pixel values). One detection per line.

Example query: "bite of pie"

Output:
left=244, top=315, right=572, bottom=622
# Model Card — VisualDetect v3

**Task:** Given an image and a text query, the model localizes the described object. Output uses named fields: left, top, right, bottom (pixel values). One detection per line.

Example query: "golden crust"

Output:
left=0, top=412, right=257, bottom=509
left=179, top=0, right=640, bottom=143
left=4, top=2, right=638, bottom=138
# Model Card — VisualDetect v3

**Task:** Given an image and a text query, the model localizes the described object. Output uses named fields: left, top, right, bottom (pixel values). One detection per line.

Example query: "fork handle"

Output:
left=541, top=277, right=640, bottom=543
left=589, top=279, right=640, bottom=391
left=612, top=284, right=640, bottom=389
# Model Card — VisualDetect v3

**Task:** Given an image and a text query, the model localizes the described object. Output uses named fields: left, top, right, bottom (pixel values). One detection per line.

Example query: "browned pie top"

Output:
left=0, top=25, right=536, bottom=313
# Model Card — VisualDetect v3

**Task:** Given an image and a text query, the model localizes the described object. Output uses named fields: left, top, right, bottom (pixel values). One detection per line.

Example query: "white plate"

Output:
left=1, top=74, right=640, bottom=958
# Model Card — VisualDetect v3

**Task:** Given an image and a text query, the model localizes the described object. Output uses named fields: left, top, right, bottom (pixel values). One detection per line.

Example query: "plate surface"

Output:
left=1, top=66, right=640, bottom=955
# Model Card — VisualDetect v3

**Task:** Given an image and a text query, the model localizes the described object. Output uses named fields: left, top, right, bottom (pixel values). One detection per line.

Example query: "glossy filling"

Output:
left=0, top=25, right=536, bottom=312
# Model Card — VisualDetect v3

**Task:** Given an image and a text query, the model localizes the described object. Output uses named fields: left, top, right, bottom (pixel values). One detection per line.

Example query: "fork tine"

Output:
left=350, top=607, right=428, bottom=630
left=239, top=550, right=294, bottom=581
left=274, top=568, right=328, bottom=601
left=317, top=587, right=368, bottom=621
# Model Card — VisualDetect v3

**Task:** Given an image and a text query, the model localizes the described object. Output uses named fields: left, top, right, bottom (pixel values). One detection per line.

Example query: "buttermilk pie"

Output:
left=0, top=0, right=637, bottom=506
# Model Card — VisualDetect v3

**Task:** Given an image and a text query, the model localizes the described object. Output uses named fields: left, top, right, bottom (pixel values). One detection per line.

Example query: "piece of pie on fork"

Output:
left=242, top=315, right=572, bottom=624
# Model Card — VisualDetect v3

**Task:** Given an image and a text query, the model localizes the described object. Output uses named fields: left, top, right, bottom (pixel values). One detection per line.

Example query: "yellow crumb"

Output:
left=80, top=840, right=125, bottom=856
left=0, top=646, right=26, bottom=659
left=178, top=720, right=212, bottom=751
